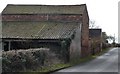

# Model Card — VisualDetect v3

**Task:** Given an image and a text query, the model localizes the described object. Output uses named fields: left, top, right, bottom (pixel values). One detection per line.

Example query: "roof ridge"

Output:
left=2, top=4, right=87, bottom=15
left=7, top=4, right=86, bottom=6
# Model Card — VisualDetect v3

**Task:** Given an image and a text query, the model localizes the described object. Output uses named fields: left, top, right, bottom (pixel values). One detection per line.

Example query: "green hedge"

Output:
left=2, top=48, right=49, bottom=72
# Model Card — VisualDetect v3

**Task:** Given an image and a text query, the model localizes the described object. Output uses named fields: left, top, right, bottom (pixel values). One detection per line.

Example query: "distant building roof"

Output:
left=2, top=4, right=86, bottom=14
left=2, top=22, right=79, bottom=39
left=89, top=29, right=102, bottom=38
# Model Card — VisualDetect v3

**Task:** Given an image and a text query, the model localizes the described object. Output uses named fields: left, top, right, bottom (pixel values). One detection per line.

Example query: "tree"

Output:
left=102, top=32, right=116, bottom=47
left=102, top=32, right=108, bottom=43
left=89, top=20, right=99, bottom=29
left=107, top=35, right=115, bottom=43
left=102, top=32, right=110, bottom=48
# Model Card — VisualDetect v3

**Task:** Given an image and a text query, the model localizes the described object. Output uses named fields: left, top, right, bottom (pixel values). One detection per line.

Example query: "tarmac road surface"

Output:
left=51, top=48, right=118, bottom=74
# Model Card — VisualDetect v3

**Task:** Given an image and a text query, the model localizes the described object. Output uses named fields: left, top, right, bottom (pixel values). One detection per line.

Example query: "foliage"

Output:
left=89, top=20, right=99, bottom=28
left=90, top=38, right=100, bottom=55
left=38, top=48, right=111, bottom=73
left=102, top=32, right=115, bottom=43
left=38, top=63, right=70, bottom=72
left=102, top=32, right=116, bottom=48
left=2, top=48, right=49, bottom=72
left=60, top=38, right=71, bottom=63
left=107, top=35, right=115, bottom=43
left=2, top=47, right=112, bottom=73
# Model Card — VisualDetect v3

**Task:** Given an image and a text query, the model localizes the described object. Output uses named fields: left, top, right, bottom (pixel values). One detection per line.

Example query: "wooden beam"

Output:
left=8, top=41, right=11, bottom=51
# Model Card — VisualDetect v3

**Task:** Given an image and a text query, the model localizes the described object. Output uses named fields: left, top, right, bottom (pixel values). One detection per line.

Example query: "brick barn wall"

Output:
left=90, top=36, right=102, bottom=55
left=2, top=14, right=82, bottom=22
left=81, top=9, right=90, bottom=57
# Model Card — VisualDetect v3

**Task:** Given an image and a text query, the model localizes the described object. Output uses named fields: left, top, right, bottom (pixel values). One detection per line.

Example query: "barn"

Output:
left=89, top=29, right=102, bottom=55
left=1, top=4, right=90, bottom=61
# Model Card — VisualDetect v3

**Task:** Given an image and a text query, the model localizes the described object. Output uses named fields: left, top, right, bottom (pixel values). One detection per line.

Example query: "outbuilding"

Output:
left=89, top=29, right=102, bottom=55
left=2, top=4, right=90, bottom=61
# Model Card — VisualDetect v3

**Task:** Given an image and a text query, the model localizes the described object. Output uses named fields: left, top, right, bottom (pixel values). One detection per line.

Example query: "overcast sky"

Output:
left=0, top=0, right=119, bottom=43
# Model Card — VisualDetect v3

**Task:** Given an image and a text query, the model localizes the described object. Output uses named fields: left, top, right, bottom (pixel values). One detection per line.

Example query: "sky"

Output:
left=0, top=0, right=119, bottom=43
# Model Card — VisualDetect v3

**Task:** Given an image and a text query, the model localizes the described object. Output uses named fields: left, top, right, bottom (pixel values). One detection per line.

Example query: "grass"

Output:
left=93, top=48, right=111, bottom=57
left=69, top=48, right=111, bottom=66
left=19, top=63, right=71, bottom=74
left=38, top=63, right=70, bottom=72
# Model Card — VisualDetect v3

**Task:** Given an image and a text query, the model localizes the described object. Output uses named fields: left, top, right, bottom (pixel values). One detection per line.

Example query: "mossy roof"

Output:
left=2, top=21, right=80, bottom=39
left=2, top=4, right=86, bottom=14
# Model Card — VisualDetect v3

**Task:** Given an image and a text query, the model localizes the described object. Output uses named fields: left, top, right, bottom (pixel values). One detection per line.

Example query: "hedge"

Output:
left=2, top=48, right=51, bottom=72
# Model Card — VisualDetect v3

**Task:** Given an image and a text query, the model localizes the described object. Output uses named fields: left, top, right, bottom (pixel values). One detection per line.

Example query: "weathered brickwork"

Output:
left=2, top=14, right=82, bottom=22
left=81, top=7, right=90, bottom=57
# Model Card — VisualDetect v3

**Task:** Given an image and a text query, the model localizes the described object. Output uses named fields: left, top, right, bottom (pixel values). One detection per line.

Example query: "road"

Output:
left=52, top=48, right=118, bottom=73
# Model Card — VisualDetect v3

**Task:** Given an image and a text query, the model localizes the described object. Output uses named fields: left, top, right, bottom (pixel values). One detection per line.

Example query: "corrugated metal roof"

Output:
left=2, top=4, right=86, bottom=14
left=2, top=21, right=80, bottom=39
left=89, top=29, right=102, bottom=38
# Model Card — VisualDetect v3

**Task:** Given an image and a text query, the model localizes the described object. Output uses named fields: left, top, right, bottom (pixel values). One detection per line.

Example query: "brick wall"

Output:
left=90, top=36, right=102, bottom=55
left=81, top=8, right=90, bottom=57
left=2, top=14, right=82, bottom=22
